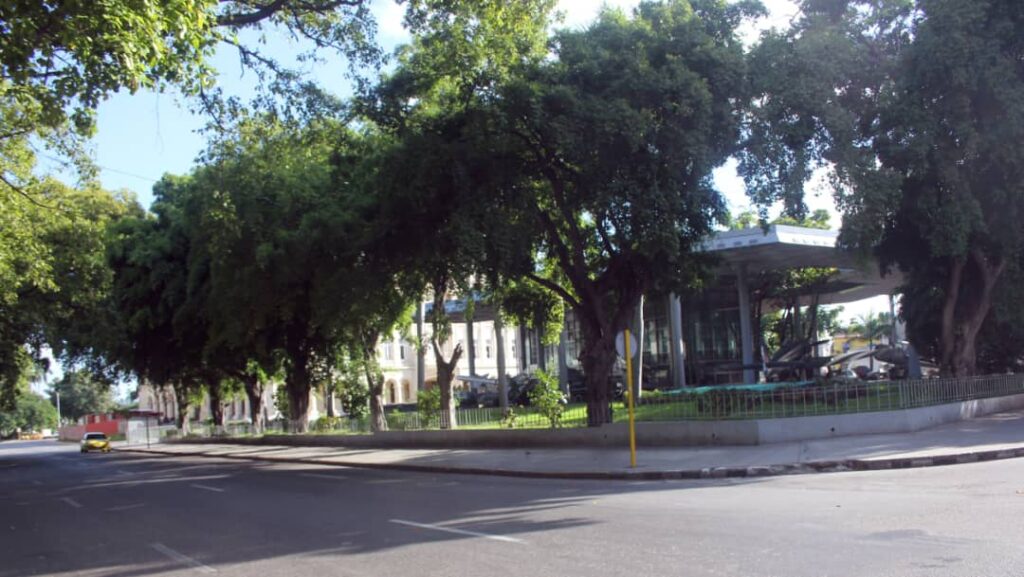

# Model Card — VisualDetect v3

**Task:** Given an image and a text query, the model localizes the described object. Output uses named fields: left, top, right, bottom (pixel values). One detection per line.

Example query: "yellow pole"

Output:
left=625, top=329, right=637, bottom=468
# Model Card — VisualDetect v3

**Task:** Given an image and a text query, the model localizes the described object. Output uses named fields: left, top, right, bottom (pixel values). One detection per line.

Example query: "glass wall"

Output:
left=641, top=297, right=672, bottom=388
left=681, top=281, right=745, bottom=385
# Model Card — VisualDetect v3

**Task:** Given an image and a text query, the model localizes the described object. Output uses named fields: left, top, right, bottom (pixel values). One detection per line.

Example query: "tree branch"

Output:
left=525, top=273, right=581, bottom=310
left=216, top=0, right=362, bottom=28
left=0, top=172, right=62, bottom=210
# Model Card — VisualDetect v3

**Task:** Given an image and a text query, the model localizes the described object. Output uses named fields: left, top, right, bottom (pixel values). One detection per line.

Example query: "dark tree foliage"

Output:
left=741, top=0, right=1024, bottom=375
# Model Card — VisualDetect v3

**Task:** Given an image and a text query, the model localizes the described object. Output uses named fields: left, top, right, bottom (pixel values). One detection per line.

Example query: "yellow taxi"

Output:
left=80, top=432, right=111, bottom=453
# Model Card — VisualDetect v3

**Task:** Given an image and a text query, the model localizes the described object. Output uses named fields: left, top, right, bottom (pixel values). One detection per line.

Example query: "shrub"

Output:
left=642, top=389, right=666, bottom=403
left=528, top=370, right=567, bottom=428
left=417, top=388, right=441, bottom=428
left=499, top=408, right=518, bottom=429
left=312, top=416, right=342, bottom=433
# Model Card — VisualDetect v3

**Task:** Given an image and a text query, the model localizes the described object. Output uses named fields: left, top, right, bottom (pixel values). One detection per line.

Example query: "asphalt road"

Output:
left=1, top=439, right=1022, bottom=577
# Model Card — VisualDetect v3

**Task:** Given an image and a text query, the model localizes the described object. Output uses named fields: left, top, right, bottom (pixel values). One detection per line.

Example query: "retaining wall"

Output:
left=174, top=392, right=1024, bottom=449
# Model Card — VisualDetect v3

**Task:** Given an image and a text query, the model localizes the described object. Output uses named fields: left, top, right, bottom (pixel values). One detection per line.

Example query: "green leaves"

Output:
left=741, top=0, right=1024, bottom=373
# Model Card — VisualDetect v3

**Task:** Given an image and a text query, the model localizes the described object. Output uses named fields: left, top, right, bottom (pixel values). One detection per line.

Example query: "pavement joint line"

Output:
left=389, top=519, right=527, bottom=544
left=190, top=483, right=226, bottom=493
left=60, top=497, right=83, bottom=509
left=150, top=543, right=217, bottom=574
left=115, top=441, right=1024, bottom=482
left=106, top=503, right=146, bottom=512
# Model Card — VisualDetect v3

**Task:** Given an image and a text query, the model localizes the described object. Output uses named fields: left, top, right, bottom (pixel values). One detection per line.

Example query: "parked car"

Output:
left=80, top=432, right=111, bottom=453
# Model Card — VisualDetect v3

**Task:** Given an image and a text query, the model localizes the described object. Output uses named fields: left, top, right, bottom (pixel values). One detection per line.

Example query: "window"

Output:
left=400, top=343, right=406, bottom=360
left=382, top=341, right=393, bottom=361
left=485, top=339, right=492, bottom=359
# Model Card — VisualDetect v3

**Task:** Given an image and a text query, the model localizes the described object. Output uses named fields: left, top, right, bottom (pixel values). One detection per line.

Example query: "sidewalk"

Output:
left=115, top=411, right=1024, bottom=481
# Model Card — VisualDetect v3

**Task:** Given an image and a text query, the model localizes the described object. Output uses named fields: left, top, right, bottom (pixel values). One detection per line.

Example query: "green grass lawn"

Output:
left=262, top=383, right=917, bottom=437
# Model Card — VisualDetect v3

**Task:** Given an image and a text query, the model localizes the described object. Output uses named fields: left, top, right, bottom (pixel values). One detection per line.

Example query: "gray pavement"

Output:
left=123, top=410, right=1024, bottom=479
left=2, top=438, right=1023, bottom=577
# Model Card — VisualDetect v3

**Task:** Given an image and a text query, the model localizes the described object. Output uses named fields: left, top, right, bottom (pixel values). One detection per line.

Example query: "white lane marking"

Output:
left=32, top=480, right=41, bottom=486
left=389, top=519, right=526, bottom=544
left=299, top=473, right=347, bottom=481
left=106, top=503, right=146, bottom=512
left=190, top=483, right=225, bottom=493
left=150, top=543, right=217, bottom=574
left=61, top=497, right=83, bottom=509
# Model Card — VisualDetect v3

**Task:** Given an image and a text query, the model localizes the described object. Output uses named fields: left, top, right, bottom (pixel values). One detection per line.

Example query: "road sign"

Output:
left=615, top=331, right=638, bottom=359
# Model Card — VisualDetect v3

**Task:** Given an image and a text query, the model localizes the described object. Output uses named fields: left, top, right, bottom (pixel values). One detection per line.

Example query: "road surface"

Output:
left=1, top=439, right=1021, bottom=577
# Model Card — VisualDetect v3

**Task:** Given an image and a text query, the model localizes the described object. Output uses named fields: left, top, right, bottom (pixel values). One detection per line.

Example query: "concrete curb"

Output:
left=113, top=444, right=1024, bottom=482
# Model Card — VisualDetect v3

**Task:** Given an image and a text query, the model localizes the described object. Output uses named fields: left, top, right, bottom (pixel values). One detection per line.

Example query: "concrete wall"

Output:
left=756, top=392, right=1024, bottom=444
left=176, top=392, right=1024, bottom=450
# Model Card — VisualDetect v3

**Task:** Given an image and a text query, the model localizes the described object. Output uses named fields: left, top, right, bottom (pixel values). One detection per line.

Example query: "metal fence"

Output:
left=165, top=373, right=1024, bottom=438
left=627, top=373, right=1024, bottom=422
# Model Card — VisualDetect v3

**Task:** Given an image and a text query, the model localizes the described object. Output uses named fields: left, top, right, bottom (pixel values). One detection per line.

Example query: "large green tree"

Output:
left=489, top=1, right=760, bottom=425
left=182, top=117, right=359, bottom=432
left=0, top=173, right=138, bottom=410
left=47, top=369, right=115, bottom=423
left=741, top=0, right=1024, bottom=376
left=0, top=392, right=58, bottom=436
left=361, top=0, right=556, bottom=429
left=106, top=178, right=220, bottom=431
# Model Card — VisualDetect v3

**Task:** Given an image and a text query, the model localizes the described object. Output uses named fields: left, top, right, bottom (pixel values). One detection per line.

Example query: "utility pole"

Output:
left=55, top=392, right=62, bottom=427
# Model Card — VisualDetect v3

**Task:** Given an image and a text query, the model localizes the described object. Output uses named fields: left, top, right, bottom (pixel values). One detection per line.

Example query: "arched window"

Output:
left=402, top=380, right=411, bottom=402
left=387, top=381, right=397, bottom=404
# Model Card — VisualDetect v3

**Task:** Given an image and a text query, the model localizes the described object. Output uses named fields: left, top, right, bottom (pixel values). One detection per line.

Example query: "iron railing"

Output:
left=166, top=373, right=1024, bottom=437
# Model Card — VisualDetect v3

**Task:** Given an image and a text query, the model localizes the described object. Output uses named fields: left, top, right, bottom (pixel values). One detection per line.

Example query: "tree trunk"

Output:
left=285, top=352, right=312, bottom=433
left=242, top=374, right=265, bottom=434
left=208, top=382, right=224, bottom=434
left=939, top=258, right=965, bottom=375
left=174, top=385, right=191, bottom=435
left=433, top=341, right=463, bottom=430
left=360, top=343, right=388, bottom=432
left=940, top=251, right=1005, bottom=377
left=326, top=390, right=336, bottom=417
left=578, top=315, right=617, bottom=427
left=369, top=380, right=387, bottom=432
left=357, top=329, right=389, bottom=432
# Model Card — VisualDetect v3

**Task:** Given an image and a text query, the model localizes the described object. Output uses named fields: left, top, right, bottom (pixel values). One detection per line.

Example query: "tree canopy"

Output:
left=741, top=0, right=1024, bottom=375
left=484, top=0, right=761, bottom=424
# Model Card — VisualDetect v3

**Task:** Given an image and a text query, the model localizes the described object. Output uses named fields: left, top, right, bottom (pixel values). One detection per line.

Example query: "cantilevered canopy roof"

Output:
left=701, top=225, right=902, bottom=305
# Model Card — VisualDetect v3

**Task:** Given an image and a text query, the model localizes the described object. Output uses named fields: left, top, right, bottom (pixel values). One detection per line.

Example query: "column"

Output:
left=496, top=313, right=508, bottom=410
left=669, top=293, right=686, bottom=388
left=416, top=300, right=425, bottom=392
left=736, top=265, right=756, bottom=384
left=889, top=293, right=898, bottom=347
left=634, top=295, right=645, bottom=399
left=518, top=325, right=527, bottom=370
left=465, top=302, right=476, bottom=377
left=557, top=325, right=569, bottom=395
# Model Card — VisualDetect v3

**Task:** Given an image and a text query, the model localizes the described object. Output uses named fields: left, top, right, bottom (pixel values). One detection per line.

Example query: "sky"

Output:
left=32, top=0, right=891, bottom=395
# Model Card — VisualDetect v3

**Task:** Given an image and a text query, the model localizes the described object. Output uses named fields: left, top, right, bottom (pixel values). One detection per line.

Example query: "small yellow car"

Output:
left=80, top=432, right=111, bottom=453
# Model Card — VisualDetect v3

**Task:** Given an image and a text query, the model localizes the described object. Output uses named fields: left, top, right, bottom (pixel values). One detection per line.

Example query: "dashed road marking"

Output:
left=150, top=543, right=216, bottom=574
left=190, top=483, right=225, bottom=493
left=389, top=519, right=526, bottom=544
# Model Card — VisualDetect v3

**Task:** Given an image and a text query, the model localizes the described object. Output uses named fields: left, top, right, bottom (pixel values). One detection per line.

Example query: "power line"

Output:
left=36, top=151, right=160, bottom=183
